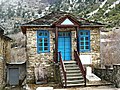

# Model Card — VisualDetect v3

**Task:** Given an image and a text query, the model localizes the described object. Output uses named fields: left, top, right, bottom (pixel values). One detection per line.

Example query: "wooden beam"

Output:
left=55, top=27, right=58, bottom=63
left=52, top=15, right=81, bottom=27
left=56, top=25, right=79, bottom=28
left=76, top=27, right=79, bottom=54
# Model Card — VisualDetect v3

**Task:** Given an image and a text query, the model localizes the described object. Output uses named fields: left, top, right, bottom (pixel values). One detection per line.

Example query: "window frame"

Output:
left=37, top=30, right=50, bottom=53
left=79, top=30, right=90, bottom=52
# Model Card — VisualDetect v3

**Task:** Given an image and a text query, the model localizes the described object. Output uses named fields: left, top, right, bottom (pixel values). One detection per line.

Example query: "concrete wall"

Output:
left=26, top=27, right=101, bottom=83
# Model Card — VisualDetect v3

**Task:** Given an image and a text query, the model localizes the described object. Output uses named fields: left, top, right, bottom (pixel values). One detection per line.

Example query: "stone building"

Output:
left=21, top=11, right=104, bottom=86
left=0, top=26, right=12, bottom=85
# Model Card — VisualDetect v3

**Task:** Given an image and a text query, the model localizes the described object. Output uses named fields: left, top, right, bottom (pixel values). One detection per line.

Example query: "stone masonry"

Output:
left=26, top=27, right=101, bottom=83
left=0, top=35, right=11, bottom=85
left=0, top=36, right=5, bottom=85
left=94, top=64, right=120, bottom=88
left=26, top=28, right=55, bottom=83
left=76, top=27, right=100, bottom=67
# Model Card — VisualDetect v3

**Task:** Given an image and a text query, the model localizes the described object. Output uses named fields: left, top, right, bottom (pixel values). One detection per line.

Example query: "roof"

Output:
left=22, top=11, right=105, bottom=27
left=0, top=25, right=12, bottom=41
left=0, top=25, right=4, bottom=35
left=2, top=35, right=12, bottom=41
left=23, top=11, right=68, bottom=26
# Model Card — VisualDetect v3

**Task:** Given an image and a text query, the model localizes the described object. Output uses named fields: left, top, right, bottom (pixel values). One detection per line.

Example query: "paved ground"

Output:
left=3, top=85, right=25, bottom=90
left=54, top=86, right=120, bottom=90
left=3, top=85, right=120, bottom=90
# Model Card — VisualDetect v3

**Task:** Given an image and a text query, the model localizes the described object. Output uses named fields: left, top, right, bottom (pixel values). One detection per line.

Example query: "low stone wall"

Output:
left=113, top=64, right=120, bottom=88
left=94, top=64, right=120, bottom=88
left=0, top=60, right=4, bottom=84
left=94, top=67, right=113, bottom=82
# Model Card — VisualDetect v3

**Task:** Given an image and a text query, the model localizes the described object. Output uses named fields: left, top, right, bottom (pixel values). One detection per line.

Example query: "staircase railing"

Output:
left=58, top=52, right=67, bottom=87
left=74, top=50, right=86, bottom=86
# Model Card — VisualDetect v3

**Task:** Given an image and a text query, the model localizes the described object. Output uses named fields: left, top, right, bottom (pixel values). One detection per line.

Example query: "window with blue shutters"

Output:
left=79, top=30, right=90, bottom=52
left=37, top=30, right=50, bottom=53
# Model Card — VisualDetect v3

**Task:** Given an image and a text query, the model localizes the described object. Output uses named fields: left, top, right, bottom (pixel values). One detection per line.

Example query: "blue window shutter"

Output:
left=79, top=30, right=90, bottom=52
left=37, top=30, right=50, bottom=53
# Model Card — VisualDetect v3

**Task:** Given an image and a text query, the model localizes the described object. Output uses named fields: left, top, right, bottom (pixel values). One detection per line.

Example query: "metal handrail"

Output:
left=58, top=52, right=67, bottom=87
left=74, top=50, right=86, bottom=86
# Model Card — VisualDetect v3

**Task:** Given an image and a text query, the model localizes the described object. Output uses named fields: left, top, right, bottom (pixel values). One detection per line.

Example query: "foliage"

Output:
left=47, top=0, right=120, bottom=27
left=88, top=1, right=120, bottom=27
left=0, top=0, right=119, bottom=35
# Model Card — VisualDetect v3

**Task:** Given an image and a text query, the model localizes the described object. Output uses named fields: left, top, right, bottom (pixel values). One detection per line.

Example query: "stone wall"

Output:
left=113, top=64, right=120, bottom=88
left=91, top=29, right=101, bottom=67
left=94, top=64, right=120, bottom=88
left=78, top=28, right=101, bottom=67
left=58, top=27, right=101, bottom=66
left=71, top=30, right=77, bottom=59
left=26, top=27, right=101, bottom=83
left=0, top=36, right=11, bottom=85
left=26, top=28, right=55, bottom=83
left=0, top=37, right=5, bottom=85
left=94, top=67, right=113, bottom=82
left=0, top=59, right=4, bottom=84
left=7, top=63, right=26, bottom=85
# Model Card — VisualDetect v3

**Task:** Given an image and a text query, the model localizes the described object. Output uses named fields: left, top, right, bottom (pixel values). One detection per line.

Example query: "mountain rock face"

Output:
left=0, top=0, right=119, bottom=63
left=0, top=0, right=119, bottom=34
left=0, top=0, right=57, bottom=34
left=47, top=0, right=105, bottom=13
left=48, top=0, right=120, bottom=27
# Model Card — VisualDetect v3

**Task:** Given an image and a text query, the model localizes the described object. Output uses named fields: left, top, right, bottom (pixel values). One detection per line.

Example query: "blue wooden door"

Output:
left=58, top=32, right=71, bottom=61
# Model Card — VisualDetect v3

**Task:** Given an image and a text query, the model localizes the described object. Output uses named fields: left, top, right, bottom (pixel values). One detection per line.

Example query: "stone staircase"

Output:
left=60, top=61, right=85, bottom=87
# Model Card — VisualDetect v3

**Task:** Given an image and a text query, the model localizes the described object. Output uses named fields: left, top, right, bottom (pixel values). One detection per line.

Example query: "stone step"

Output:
left=59, top=64, right=78, bottom=68
left=66, top=67, right=80, bottom=70
left=62, top=76, right=83, bottom=80
left=60, top=73, right=83, bottom=79
left=63, top=79, right=84, bottom=83
left=63, top=61, right=76, bottom=64
left=36, top=87, right=53, bottom=90
left=64, top=83, right=84, bottom=87
left=60, top=66, right=80, bottom=72
left=60, top=67, right=80, bottom=71
left=66, top=70, right=81, bottom=73
left=64, top=64, right=78, bottom=67
left=61, top=73, right=82, bottom=76
left=60, top=60, right=85, bottom=87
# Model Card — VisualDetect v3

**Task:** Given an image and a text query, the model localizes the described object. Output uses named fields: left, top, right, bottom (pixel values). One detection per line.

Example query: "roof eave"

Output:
left=20, top=24, right=52, bottom=34
left=80, top=25, right=105, bottom=27
left=3, top=35, right=13, bottom=41
left=20, top=24, right=52, bottom=27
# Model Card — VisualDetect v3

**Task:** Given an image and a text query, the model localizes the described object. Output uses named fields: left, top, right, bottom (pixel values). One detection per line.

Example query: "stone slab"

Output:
left=86, top=73, right=101, bottom=82
left=36, top=87, right=53, bottom=90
